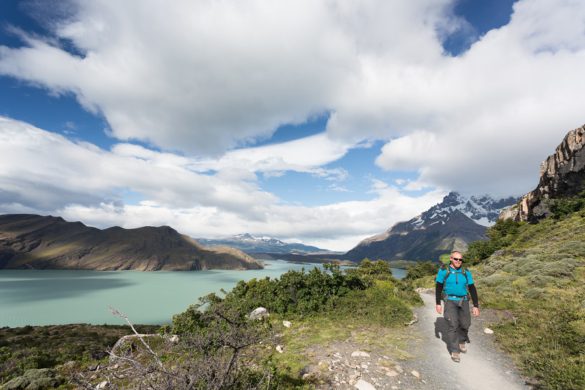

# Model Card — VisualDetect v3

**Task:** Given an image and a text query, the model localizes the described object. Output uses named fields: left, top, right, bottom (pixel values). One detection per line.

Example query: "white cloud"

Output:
left=0, top=117, right=275, bottom=217
left=357, top=0, right=585, bottom=196
left=0, top=0, right=358, bottom=154
left=0, top=117, right=443, bottom=251
left=1, top=0, right=581, bottom=196
left=190, top=133, right=353, bottom=180
left=1, top=0, right=584, bottom=247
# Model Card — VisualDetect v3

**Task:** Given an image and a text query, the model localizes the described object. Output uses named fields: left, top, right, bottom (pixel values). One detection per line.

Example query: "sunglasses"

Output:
left=452, top=257, right=463, bottom=261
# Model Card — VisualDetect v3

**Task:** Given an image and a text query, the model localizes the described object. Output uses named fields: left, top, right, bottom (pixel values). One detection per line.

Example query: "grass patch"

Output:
left=270, top=314, right=414, bottom=381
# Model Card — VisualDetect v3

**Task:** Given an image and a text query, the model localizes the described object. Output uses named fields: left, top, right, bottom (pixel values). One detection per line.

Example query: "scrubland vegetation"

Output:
left=0, top=324, right=158, bottom=386
left=474, top=210, right=585, bottom=390
left=1, top=261, right=421, bottom=389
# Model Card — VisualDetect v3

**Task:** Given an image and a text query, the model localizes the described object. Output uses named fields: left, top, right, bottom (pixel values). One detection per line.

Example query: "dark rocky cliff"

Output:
left=0, top=214, right=262, bottom=271
left=500, top=124, right=585, bottom=222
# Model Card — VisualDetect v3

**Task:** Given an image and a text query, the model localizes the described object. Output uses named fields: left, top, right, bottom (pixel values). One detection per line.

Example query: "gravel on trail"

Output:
left=309, top=291, right=532, bottom=390
left=399, top=291, right=532, bottom=390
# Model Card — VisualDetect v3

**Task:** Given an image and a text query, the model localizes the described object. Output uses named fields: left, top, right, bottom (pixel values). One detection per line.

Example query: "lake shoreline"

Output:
left=0, top=259, right=408, bottom=328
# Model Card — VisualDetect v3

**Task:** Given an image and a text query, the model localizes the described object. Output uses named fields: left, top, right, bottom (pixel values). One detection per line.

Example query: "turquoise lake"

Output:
left=0, top=260, right=407, bottom=327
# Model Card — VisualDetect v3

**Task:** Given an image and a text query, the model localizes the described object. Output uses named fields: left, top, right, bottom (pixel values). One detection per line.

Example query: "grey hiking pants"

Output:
left=444, top=299, right=471, bottom=353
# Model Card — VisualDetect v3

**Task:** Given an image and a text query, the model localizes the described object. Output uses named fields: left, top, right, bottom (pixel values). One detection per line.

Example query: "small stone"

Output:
left=282, top=320, right=292, bottom=328
left=96, top=381, right=108, bottom=389
left=392, top=386, right=398, bottom=390
left=351, top=351, right=371, bottom=358
left=385, top=370, right=399, bottom=377
left=406, top=313, right=418, bottom=326
left=355, top=379, right=377, bottom=390
left=411, top=370, right=420, bottom=379
left=169, top=335, right=179, bottom=343
left=394, top=365, right=404, bottom=373
left=484, top=327, right=494, bottom=334
left=276, top=345, right=284, bottom=353
left=62, top=361, right=77, bottom=369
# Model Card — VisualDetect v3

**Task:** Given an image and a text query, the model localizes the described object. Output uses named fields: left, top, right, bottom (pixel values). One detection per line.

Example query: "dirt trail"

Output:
left=404, top=291, right=531, bottom=390
left=309, top=290, right=532, bottom=389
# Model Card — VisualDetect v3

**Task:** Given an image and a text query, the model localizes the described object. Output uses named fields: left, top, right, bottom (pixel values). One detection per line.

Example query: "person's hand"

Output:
left=436, top=304, right=442, bottom=314
left=472, top=306, right=480, bottom=317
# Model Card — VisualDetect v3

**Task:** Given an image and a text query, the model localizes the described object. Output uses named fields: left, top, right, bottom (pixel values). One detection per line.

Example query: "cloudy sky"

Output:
left=0, top=0, right=583, bottom=251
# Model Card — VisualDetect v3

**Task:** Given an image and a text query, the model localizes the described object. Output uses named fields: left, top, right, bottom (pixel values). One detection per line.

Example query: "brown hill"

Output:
left=0, top=214, right=262, bottom=271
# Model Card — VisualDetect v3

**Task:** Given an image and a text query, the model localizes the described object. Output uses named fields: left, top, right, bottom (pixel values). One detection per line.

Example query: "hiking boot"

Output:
left=459, top=343, right=467, bottom=353
left=451, top=352, right=461, bottom=363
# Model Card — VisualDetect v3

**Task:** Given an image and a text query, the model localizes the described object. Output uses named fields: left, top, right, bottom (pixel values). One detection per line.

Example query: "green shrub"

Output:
left=525, top=288, right=545, bottom=300
left=347, top=259, right=396, bottom=285
left=481, top=273, right=514, bottom=287
left=220, top=264, right=366, bottom=318
left=332, top=280, right=412, bottom=327
left=549, top=190, right=585, bottom=219
left=526, top=274, right=556, bottom=287
left=404, top=261, right=439, bottom=281
left=466, top=219, right=523, bottom=264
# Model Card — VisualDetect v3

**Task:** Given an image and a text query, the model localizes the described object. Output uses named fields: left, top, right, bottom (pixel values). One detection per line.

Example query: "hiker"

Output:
left=435, top=251, right=480, bottom=362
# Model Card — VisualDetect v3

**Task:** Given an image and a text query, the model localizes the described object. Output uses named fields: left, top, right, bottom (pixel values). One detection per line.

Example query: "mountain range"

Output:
left=0, top=214, right=262, bottom=271
left=196, top=233, right=331, bottom=254
left=344, top=192, right=518, bottom=262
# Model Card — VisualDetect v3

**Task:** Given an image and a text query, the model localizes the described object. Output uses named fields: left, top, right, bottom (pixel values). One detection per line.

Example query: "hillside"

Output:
left=344, top=192, right=517, bottom=262
left=472, top=210, right=585, bottom=389
left=0, top=214, right=262, bottom=271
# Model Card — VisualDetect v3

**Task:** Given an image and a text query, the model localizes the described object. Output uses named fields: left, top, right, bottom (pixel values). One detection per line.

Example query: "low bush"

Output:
left=330, top=280, right=413, bottom=327
left=215, top=263, right=367, bottom=319
left=548, top=190, right=585, bottom=219
left=466, top=219, right=523, bottom=264
left=403, top=261, right=439, bottom=281
left=0, top=324, right=159, bottom=384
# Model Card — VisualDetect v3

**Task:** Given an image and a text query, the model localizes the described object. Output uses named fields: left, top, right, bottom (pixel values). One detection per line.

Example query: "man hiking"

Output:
left=435, top=251, right=480, bottom=362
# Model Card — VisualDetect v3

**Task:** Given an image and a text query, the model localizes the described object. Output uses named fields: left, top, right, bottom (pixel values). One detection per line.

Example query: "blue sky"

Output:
left=0, top=0, right=583, bottom=250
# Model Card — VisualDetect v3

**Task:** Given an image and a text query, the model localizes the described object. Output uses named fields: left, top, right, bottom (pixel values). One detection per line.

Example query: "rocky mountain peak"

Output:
left=501, top=124, right=585, bottom=222
left=412, top=191, right=517, bottom=229
left=344, top=192, right=517, bottom=261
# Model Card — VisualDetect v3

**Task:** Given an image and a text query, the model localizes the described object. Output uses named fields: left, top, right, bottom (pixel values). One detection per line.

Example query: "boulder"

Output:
left=249, top=307, right=269, bottom=320
left=355, top=379, right=376, bottom=390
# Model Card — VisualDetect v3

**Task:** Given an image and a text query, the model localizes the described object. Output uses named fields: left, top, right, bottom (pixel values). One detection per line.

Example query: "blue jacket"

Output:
left=436, top=266, right=474, bottom=299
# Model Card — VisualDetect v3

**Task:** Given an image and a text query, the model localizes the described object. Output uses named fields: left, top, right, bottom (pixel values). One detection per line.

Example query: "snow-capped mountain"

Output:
left=344, top=192, right=518, bottom=262
left=197, top=233, right=329, bottom=254
left=411, top=192, right=519, bottom=228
